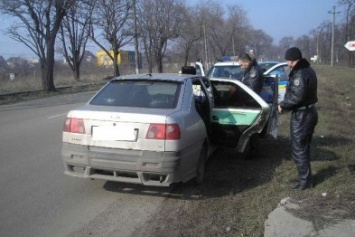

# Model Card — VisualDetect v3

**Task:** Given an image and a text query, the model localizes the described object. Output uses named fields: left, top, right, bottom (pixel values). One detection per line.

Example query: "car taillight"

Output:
left=63, top=117, right=86, bottom=134
left=146, top=124, right=180, bottom=140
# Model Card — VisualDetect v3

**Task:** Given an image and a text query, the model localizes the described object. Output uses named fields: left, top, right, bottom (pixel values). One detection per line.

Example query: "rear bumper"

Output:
left=61, top=143, right=182, bottom=187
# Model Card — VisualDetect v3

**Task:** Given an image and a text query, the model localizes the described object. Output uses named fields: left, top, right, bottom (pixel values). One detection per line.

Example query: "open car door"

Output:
left=261, top=75, right=279, bottom=138
left=210, top=78, right=278, bottom=153
left=195, top=61, right=205, bottom=76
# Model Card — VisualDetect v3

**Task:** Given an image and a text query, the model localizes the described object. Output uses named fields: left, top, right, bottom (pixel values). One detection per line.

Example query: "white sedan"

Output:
left=62, top=73, right=278, bottom=187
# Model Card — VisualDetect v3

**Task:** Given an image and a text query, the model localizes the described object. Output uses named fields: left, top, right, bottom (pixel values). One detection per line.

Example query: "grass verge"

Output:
left=0, top=77, right=106, bottom=105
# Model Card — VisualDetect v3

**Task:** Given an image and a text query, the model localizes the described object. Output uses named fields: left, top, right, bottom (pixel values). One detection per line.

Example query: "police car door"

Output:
left=261, top=75, right=279, bottom=139
left=210, top=78, right=276, bottom=153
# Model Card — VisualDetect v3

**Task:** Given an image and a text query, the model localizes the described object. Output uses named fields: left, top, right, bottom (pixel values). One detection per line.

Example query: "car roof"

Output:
left=112, top=73, right=198, bottom=83
left=259, top=61, right=280, bottom=64
left=212, top=61, right=240, bottom=66
left=264, top=62, right=287, bottom=75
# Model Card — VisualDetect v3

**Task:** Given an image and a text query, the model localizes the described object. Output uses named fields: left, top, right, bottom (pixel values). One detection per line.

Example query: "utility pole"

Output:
left=203, top=22, right=208, bottom=69
left=328, top=6, right=340, bottom=67
left=133, top=0, right=140, bottom=74
left=316, top=28, right=319, bottom=64
left=201, top=0, right=211, bottom=69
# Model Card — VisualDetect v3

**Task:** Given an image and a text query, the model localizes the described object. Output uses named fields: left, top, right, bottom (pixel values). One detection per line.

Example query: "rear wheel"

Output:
left=195, top=144, right=208, bottom=185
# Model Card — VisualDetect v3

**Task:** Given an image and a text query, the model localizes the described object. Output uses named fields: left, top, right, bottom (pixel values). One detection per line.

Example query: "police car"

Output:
left=262, top=62, right=289, bottom=103
left=195, top=61, right=289, bottom=103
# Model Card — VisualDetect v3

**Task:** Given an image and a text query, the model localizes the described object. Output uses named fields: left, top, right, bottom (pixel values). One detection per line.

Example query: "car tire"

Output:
left=242, top=139, right=252, bottom=160
left=195, top=144, right=208, bottom=185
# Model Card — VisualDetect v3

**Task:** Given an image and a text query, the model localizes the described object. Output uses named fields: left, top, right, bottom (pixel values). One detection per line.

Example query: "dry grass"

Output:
left=0, top=69, right=114, bottom=105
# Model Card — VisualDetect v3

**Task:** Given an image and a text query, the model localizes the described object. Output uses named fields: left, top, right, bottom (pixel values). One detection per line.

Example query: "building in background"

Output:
left=96, top=50, right=141, bottom=69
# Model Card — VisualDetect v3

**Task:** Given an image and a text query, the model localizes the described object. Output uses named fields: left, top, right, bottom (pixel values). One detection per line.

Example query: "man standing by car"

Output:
left=238, top=53, right=264, bottom=158
left=278, top=47, right=318, bottom=191
left=238, top=53, right=264, bottom=94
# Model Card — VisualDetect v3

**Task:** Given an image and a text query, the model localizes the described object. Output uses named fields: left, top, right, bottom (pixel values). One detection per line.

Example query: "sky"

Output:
left=230, top=0, right=339, bottom=43
left=0, top=0, right=342, bottom=59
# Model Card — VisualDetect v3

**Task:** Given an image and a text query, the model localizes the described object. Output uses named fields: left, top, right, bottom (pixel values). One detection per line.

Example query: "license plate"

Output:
left=92, top=126, right=137, bottom=141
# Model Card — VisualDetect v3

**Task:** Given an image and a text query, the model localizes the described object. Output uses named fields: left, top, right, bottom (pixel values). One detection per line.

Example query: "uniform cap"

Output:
left=285, top=47, right=302, bottom=61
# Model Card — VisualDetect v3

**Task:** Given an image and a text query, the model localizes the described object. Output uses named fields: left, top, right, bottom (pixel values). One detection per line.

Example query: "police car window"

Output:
left=207, top=66, right=243, bottom=79
left=269, top=66, right=289, bottom=81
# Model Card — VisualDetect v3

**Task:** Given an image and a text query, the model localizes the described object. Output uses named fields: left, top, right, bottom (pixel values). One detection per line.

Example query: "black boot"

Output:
left=290, top=182, right=313, bottom=191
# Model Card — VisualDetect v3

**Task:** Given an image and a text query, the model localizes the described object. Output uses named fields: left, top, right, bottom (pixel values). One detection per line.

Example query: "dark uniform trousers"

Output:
left=290, top=106, right=318, bottom=187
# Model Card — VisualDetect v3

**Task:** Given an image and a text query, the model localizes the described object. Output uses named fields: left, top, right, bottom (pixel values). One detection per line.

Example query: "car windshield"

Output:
left=207, top=65, right=243, bottom=79
left=90, top=80, right=181, bottom=109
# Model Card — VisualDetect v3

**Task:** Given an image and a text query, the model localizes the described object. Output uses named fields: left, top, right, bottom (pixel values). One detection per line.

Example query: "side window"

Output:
left=192, top=80, right=207, bottom=103
left=192, top=79, right=210, bottom=128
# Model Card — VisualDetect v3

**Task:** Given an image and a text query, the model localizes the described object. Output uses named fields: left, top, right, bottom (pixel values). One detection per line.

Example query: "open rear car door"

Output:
left=209, top=77, right=278, bottom=153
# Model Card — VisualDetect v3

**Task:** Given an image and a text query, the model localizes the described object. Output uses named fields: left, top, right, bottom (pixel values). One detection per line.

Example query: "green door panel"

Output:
left=211, top=108, right=260, bottom=126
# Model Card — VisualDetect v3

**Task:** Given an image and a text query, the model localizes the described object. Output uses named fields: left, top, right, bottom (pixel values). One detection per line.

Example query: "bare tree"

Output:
left=176, top=7, right=202, bottom=66
left=249, top=29, right=273, bottom=59
left=0, top=0, right=75, bottom=92
left=59, top=0, right=93, bottom=81
left=89, top=0, right=133, bottom=76
left=197, top=2, right=251, bottom=63
left=294, top=35, right=312, bottom=59
left=279, top=37, right=295, bottom=52
left=206, top=3, right=228, bottom=59
left=138, top=0, right=183, bottom=73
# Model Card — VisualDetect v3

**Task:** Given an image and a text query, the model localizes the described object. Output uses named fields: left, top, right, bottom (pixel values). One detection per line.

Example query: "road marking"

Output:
left=48, top=113, right=67, bottom=119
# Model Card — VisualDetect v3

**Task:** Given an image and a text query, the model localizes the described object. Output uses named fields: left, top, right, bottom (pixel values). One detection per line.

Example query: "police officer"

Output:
left=238, top=53, right=264, bottom=158
left=238, top=53, right=264, bottom=94
left=278, top=47, right=318, bottom=191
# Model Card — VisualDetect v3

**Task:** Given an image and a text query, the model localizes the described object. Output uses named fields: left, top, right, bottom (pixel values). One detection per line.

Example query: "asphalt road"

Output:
left=0, top=92, right=169, bottom=237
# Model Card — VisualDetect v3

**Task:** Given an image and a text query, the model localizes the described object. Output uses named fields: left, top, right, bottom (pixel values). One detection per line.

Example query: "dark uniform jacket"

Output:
left=241, top=59, right=264, bottom=95
left=280, top=58, right=318, bottom=110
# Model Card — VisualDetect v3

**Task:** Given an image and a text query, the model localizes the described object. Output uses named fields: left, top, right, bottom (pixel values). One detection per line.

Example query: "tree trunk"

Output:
left=143, top=38, right=153, bottom=73
left=74, top=50, right=81, bottom=81
left=74, top=62, right=80, bottom=81
left=146, top=50, right=153, bottom=73
left=148, top=60, right=153, bottom=73
left=40, top=62, right=46, bottom=90
left=44, top=38, right=57, bottom=92
left=157, top=50, right=163, bottom=73
left=113, top=50, right=120, bottom=77
left=184, top=46, right=190, bottom=66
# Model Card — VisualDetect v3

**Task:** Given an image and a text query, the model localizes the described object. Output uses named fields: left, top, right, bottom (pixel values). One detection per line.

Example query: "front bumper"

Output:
left=61, top=143, right=181, bottom=187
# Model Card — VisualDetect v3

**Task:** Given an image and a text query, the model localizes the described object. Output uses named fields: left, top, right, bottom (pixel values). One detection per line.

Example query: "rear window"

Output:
left=207, top=65, right=243, bottom=79
left=90, top=80, right=181, bottom=109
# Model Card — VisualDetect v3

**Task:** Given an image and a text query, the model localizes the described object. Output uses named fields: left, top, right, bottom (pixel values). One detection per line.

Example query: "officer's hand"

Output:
left=278, top=105, right=282, bottom=114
